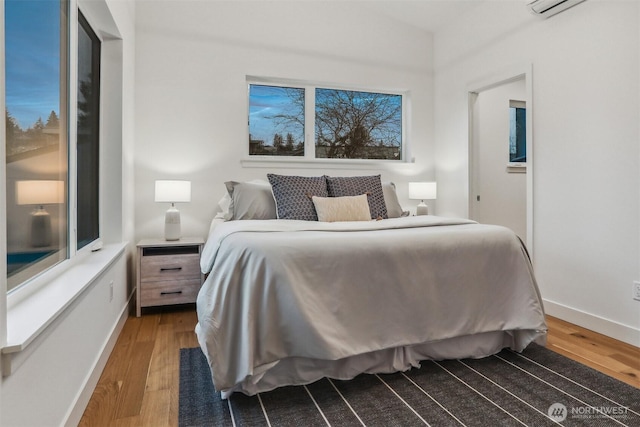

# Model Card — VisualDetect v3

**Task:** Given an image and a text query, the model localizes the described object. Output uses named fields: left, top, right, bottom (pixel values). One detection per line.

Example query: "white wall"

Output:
left=1, top=253, right=127, bottom=427
left=133, top=0, right=435, bottom=242
left=435, top=1, right=640, bottom=345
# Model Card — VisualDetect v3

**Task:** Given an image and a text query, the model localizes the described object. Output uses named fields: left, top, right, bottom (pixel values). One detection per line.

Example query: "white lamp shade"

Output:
left=408, top=182, right=437, bottom=200
left=155, top=180, right=191, bottom=203
left=16, top=180, right=65, bottom=205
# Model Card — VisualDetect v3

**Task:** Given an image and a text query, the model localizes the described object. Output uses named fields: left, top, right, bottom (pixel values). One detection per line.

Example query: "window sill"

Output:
left=241, top=157, right=416, bottom=170
left=507, top=163, right=527, bottom=173
left=2, top=242, right=127, bottom=375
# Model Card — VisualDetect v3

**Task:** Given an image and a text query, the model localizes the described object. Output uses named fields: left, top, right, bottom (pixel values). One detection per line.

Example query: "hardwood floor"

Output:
left=79, top=305, right=199, bottom=427
left=545, top=315, right=639, bottom=388
left=80, top=310, right=639, bottom=426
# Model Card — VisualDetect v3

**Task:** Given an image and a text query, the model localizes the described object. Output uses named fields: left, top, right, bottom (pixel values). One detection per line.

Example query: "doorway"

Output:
left=468, top=67, right=533, bottom=253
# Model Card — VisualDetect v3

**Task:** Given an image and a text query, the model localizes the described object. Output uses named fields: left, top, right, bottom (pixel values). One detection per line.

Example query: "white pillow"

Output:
left=224, top=180, right=277, bottom=220
left=312, top=194, right=372, bottom=222
left=382, top=182, right=404, bottom=218
left=215, top=192, right=232, bottom=220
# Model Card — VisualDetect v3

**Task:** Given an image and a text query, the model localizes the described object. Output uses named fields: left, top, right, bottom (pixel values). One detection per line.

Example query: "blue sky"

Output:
left=248, top=85, right=304, bottom=145
left=5, top=0, right=61, bottom=129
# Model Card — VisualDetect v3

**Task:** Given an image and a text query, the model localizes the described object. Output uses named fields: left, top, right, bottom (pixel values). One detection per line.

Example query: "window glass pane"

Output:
left=5, top=0, right=68, bottom=291
left=248, top=84, right=305, bottom=156
left=315, top=88, right=402, bottom=160
left=77, top=12, right=100, bottom=250
left=509, top=106, right=526, bottom=163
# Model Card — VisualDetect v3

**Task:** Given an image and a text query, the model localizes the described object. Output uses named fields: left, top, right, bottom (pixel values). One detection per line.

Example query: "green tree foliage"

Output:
left=33, top=117, right=45, bottom=131
left=285, top=133, right=295, bottom=151
left=77, top=78, right=93, bottom=137
left=5, top=109, right=60, bottom=158
left=273, top=133, right=284, bottom=153
left=5, top=110, right=20, bottom=150
left=46, top=110, right=59, bottom=129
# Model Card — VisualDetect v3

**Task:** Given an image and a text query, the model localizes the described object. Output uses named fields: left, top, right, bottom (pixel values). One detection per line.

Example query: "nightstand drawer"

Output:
left=140, top=253, right=200, bottom=282
left=140, top=279, right=201, bottom=307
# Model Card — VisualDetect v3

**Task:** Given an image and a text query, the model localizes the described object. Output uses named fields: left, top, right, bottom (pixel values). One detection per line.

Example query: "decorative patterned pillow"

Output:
left=224, top=180, right=277, bottom=220
left=312, top=194, right=372, bottom=222
left=325, top=175, right=388, bottom=219
left=267, top=174, right=329, bottom=221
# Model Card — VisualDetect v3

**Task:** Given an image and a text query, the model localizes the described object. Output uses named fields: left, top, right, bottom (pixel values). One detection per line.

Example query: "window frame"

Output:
left=76, top=9, right=101, bottom=251
left=246, top=76, right=410, bottom=166
left=508, top=99, right=527, bottom=170
left=4, top=0, right=70, bottom=292
left=5, top=1, right=104, bottom=298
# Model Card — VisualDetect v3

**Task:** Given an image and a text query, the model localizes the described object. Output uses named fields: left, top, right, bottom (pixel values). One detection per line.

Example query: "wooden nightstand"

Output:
left=136, top=237, right=204, bottom=317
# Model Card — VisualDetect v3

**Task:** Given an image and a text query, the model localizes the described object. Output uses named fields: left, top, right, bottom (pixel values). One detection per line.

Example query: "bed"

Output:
left=195, top=175, right=547, bottom=398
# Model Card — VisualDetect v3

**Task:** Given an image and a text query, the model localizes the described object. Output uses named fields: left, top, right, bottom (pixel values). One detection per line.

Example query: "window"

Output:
left=315, top=88, right=402, bottom=160
left=77, top=12, right=101, bottom=250
left=248, top=80, right=405, bottom=161
left=5, top=0, right=69, bottom=291
left=248, top=84, right=305, bottom=156
left=509, top=100, right=526, bottom=164
left=5, top=2, right=102, bottom=292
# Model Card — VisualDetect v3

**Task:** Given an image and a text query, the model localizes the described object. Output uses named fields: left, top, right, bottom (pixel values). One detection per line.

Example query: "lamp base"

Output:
left=31, top=207, right=52, bottom=247
left=164, top=206, right=181, bottom=241
left=416, top=201, right=429, bottom=216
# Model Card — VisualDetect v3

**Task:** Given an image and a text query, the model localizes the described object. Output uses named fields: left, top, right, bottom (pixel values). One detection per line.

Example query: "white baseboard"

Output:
left=63, top=291, right=134, bottom=427
left=543, top=299, right=640, bottom=348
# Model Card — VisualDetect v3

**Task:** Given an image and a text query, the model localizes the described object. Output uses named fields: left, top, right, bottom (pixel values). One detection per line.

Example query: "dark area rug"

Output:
left=179, top=344, right=639, bottom=426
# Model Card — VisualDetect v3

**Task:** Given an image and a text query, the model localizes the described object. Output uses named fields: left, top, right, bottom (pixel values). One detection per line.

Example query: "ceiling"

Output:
left=362, top=0, right=490, bottom=34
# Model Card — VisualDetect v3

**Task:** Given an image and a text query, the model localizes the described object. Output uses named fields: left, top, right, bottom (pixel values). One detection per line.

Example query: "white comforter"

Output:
left=196, top=216, right=547, bottom=397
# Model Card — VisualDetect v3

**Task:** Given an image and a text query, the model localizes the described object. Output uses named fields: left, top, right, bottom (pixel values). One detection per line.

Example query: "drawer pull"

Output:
left=160, top=267, right=182, bottom=272
left=160, top=290, right=183, bottom=296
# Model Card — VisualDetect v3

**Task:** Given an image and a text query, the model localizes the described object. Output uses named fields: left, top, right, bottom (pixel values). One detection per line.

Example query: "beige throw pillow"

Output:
left=312, top=194, right=372, bottom=222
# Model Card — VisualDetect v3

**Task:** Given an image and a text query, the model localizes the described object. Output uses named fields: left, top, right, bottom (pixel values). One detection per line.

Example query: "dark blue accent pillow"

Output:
left=267, top=174, right=329, bottom=221
left=325, top=175, right=388, bottom=219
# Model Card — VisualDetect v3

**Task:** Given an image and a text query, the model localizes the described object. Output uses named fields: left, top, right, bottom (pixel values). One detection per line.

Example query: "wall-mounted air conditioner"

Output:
left=527, top=0, right=586, bottom=18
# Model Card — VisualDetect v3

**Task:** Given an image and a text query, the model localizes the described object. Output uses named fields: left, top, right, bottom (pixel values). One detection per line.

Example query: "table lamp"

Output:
left=155, top=180, right=191, bottom=240
left=16, top=180, right=65, bottom=247
left=408, top=182, right=437, bottom=215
